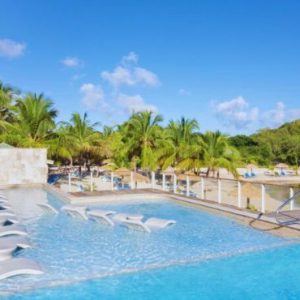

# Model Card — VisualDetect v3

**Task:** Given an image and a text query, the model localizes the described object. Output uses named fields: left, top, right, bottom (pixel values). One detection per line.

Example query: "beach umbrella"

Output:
left=178, top=171, right=200, bottom=182
left=162, top=166, right=175, bottom=176
left=122, top=172, right=150, bottom=183
left=114, top=167, right=131, bottom=176
left=247, top=163, right=257, bottom=170
left=275, top=163, right=289, bottom=169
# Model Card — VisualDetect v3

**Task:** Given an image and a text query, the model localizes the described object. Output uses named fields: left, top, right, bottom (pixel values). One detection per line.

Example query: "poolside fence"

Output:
left=56, top=169, right=300, bottom=214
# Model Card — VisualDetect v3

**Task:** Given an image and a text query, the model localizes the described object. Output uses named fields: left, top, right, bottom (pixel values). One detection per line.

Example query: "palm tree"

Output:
left=124, top=111, right=163, bottom=170
left=0, top=81, right=17, bottom=131
left=47, top=125, right=76, bottom=165
left=63, top=112, right=101, bottom=169
left=201, top=131, right=240, bottom=177
left=178, top=131, right=240, bottom=178
left=6, top=93, right=57, bottom=147
left=159, top=117, right=199, bottom=169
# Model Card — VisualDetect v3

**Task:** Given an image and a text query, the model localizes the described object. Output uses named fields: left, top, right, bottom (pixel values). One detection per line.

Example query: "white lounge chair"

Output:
left=37, top=203, right=58, bottom=214
left=0, top=245, right=19, bottom=261
left=0, top=217, right=18, bottom=226
left=61, top=205, right=88, bottom=220
left=112, top=213, right=144, bottom=223
left=0, top=236, right=31, bottom=250
left=87, top=210, right=116, bottom=226
left=0, top=225, right=28, bottom=238
left=0, top=258, right=43, bottom=280
left=0, top=204, right=11, bottom=210
left=0, top=237, right=31, bottom=261
left=121, top=217, right=176, bottom=233
left=0, top=211, right=16, bottom=218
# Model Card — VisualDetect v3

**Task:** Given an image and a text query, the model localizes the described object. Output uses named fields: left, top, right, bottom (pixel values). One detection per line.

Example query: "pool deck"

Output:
left=46, top=185, right=300, bottom=238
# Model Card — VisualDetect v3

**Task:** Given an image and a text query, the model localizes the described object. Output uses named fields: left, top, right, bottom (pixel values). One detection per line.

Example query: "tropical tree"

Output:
left=47, top=125, right=76, bottom=164
left=62, top=112, right=102, bottom=168
left=201, top=131, right=240, bottom=177
left=159, top=117, right=199, bottom=169
left=5, top=93, right=57, bottom=147
left=0, top=81, right=17, bottom=131
left=124, top=111, right=164, bottom=170
left=178, top=131, right=240, bottom=178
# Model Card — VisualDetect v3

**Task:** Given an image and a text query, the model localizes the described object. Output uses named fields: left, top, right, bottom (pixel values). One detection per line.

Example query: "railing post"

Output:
left=261, top=184, right=266, bottom=213
left=111, top=172, right=114, bottom=191
left=90, top=171, right=93, bottom=192
left=151, top=171, right=155, bottom=189
left=218, top=179, right=222, bottom=204
left=162, top=174, right=166, bottom=191
left=237, top=181, right=242, bottom=208
left=68, top=172, right=71, bottom=192
left=186, top=176, right=190, bottom=197
left=130, top=172, right=134, bottom=189
left=290, top=187, right=294, bottom=210
left=201, top=177, right=205, bottom=199
left=173, top=174, right=177, bottom=194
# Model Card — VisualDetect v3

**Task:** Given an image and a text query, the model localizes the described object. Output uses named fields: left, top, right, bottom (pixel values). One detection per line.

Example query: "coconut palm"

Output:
left=201, top=131, right=240, bottom=177
left=0, top=81, right=17, bottom=131
left=124, top=111, right=163, bottom=170
left=47, top=125, right=76, bottom=164
left=62, top=112, right=102, bottom=168
left=6, top=93, right=57, bottom=147
left=178, top=131, right=240, bottom=178
left=159, top=117, right=199, bottom=169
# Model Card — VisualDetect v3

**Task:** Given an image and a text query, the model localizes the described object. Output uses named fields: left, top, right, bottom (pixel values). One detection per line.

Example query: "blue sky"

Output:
left=1, top=0, right=300, bottom=134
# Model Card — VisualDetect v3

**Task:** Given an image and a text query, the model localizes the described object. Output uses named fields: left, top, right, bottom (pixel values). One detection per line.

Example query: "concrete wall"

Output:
left=0, top=148, right=47, bottom=186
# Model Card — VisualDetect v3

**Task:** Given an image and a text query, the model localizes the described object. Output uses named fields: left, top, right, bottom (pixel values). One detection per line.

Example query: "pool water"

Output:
left=1, top=188, right=299, bottom=299
left=5, top=244, right=300, bottom=300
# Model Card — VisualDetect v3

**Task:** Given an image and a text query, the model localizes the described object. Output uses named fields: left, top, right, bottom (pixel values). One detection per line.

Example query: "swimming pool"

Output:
left=1, top=188, right=299, bottom=299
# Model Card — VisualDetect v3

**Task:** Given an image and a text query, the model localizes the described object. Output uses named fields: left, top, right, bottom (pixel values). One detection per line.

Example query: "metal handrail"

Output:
left=275, top=190, right=300, bottom=224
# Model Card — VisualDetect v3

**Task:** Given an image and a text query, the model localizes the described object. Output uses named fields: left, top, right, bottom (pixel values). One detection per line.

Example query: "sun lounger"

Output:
left=121, top=217, right=176, bottom=233
left=0, top=258, right=43, bottom=280
left=0, top=237, right=31, bottom=261
left=0, top=211, right=16, bottom=218
left=0, top=204, right=11, bottom=210
left=0, top=236, right=31, bottom=250
left=37, top=203, right=58, bottom=214
left=87, top=210, right=116, bottom=226
left=112, top=213, right=144, bottom=223
left=61, top=205, right=88, bottom=220
left=0, top=217, right=18, bottom=226
left=0, top=225, right=28, bottom=238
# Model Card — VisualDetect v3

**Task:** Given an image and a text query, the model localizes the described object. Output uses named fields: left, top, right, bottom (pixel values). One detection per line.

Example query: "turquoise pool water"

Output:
left=1, top=188, right=298, bottom=299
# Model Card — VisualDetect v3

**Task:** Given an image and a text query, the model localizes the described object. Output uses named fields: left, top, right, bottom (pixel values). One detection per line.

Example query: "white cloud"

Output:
left=118, top=94, right=158, bottom=114
left=80, top=83, right=106, bottom=110
left=213, top=96, right=259, bottom=129
left=101, top=66, right=135, bottom=88
left=0, top=38, right=26, bottom=58
left=134, top=67, right=160, bottom=86
left=214, top=96, right=300, bottom=131
left=262, top=102, right=285, bottom=128
left=61, top=57, right=83, bottom=68
left=101, top=52, right=160, bottom=88
left=262, top=102, right=300, bottom=128
left=179, top=88, right=191, bottom=96
left=122, top=51, right=138, bottom=64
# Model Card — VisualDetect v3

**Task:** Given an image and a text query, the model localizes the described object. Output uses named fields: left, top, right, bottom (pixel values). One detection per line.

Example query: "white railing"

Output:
left=62, top=171, right=298, bottom=213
